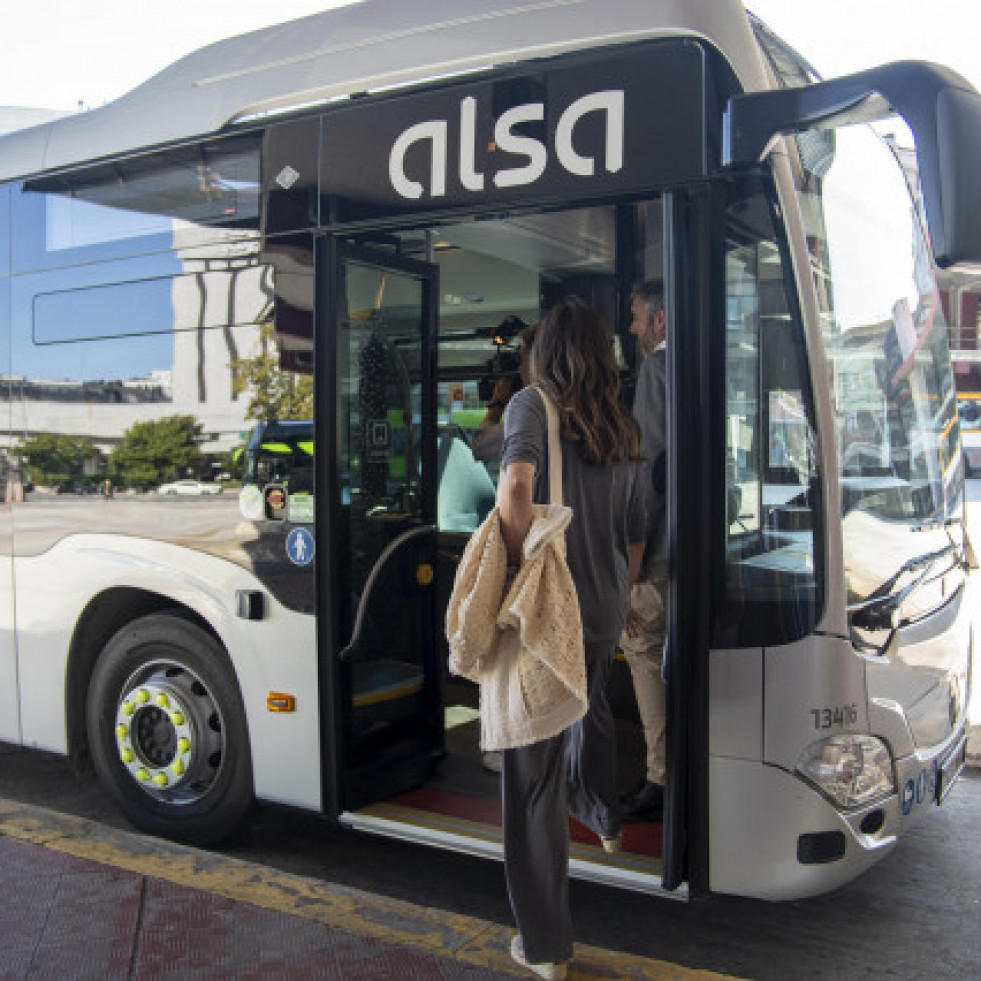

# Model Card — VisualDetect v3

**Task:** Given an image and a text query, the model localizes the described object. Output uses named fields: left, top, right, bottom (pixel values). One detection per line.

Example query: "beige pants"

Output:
left=619, top=561, right=667, bottom=784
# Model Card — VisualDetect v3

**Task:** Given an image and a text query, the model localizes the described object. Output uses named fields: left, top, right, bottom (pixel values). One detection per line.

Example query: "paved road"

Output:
left=1, top=484, right=978, bottom=976
left=1, top=741, right=978, bottom=979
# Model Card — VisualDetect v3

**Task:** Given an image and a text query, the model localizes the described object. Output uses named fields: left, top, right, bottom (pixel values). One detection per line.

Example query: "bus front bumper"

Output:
left=709, top=729, right=967, bottom=901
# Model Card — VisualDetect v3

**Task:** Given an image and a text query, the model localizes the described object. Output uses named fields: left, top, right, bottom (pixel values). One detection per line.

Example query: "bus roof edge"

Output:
left=0, top=0, right=765, bottom=183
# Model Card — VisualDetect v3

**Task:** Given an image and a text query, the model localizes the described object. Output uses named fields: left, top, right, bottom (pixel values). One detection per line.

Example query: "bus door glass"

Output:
left=325, top=242, right=442, bottom=809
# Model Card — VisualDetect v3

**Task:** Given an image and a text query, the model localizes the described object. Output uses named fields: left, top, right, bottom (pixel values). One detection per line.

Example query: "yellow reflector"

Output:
left=415, top=563, right=434, bottom=587
left=153, top=773, right=169, bottom=787
left=122, top=702, right=135, bottom=716
left=135, top=690, right=149, bottom=703
left=177, top=738, right=191, bottom=754
left=171, top=760, right=185, bottom=776
left=267, top=692, right=296, bottom=713
left=115, top=724, right=128, bottom=739
left=170, top=712, right=185, bottom=725
left=121, top=749, right=134, bottom=763
left=155, top=693, right=170, bottom=709
left=136, top=768, right=150, bottom=782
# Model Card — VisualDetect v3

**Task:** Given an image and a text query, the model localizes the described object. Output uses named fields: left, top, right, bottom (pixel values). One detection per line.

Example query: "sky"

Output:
left=0, top=1, right=978, bottom=112
left=746, top=0, right=980, bottom=89
left=0, top=2, right=356, bottom=111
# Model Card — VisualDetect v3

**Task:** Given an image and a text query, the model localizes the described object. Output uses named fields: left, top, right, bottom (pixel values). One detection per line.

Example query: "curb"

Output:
left=0, top=797, right=733, bottom=980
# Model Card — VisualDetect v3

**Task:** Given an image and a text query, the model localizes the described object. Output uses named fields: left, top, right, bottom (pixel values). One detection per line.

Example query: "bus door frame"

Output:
left=316, top=235, right=442, bottom=817
left=662, top=184, right=723, bottom=897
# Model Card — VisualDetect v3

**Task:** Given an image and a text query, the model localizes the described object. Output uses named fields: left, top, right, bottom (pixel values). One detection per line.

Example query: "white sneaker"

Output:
left=482, top=750, right=502, bottom=773
left=510, top=935, right=568, bottom=980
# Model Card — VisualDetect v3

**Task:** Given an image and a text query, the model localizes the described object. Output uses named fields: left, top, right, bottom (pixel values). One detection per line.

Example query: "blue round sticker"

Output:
left=286, top=528, right=315, bottom=566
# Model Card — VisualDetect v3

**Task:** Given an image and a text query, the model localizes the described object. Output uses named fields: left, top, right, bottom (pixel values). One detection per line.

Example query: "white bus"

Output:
left=0, top=0, right=976, bottom=901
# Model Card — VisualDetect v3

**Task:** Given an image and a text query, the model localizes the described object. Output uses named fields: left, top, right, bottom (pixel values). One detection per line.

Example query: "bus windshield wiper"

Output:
left=911, top=515, right=959, bottom=533
left=848, top=542, right=959, bottom=631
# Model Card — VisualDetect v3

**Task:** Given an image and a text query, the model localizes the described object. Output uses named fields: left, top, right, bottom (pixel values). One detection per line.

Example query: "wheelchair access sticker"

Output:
left=286, top=528, right=315, bottom=567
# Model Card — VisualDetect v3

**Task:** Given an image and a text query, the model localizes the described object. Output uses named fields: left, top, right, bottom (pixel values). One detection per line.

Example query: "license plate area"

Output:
left=936, top=736, right=967, bottom=804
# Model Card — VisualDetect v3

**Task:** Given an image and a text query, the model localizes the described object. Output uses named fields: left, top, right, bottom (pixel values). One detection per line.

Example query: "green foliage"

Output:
left=110, top=415, right=202, bottom=490
left=216, top=447, right=243, bottom=481
left=231, top=320, right=313, bottom=423
left=15, top=432, right=102, bottom=485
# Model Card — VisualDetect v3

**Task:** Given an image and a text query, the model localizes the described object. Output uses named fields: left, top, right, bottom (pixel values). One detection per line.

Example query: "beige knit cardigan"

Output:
left=446, top=390, right=587, bottom=750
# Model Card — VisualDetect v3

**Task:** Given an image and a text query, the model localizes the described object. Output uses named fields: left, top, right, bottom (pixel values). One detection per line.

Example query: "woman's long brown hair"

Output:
left=531, top=296, right=641, bottom=466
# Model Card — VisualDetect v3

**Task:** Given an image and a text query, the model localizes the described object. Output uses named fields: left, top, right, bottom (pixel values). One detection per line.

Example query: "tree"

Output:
left=110, top=415, right=202, bottom=490
left=231, top=320, right=313, bottom=423
left=15, top=432, right=103, bottom=485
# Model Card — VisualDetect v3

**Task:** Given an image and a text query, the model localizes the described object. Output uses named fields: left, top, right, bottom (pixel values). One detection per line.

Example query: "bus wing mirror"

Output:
left=723, top=61, right=981, bottom=268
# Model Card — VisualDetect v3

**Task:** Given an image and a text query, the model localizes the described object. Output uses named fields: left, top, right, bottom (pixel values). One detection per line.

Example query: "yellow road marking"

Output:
left=0, top=797, right=738, bottom=979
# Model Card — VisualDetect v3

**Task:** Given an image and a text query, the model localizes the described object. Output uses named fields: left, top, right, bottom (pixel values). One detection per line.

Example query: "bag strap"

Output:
left=536, top=386, right=563, bottom=507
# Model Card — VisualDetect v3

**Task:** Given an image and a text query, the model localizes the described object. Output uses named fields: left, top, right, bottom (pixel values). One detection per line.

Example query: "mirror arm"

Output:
left=723, top=60, right=972, bottom=167
left=724, top=60, right=981, bottom=267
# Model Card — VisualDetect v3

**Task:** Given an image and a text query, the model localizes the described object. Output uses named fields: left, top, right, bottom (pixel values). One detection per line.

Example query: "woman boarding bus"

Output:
left=0, top=0, right=975, bottom=901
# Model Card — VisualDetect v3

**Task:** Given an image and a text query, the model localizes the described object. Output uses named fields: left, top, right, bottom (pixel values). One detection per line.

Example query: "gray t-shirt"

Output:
left=502, top=387, right=648, bottom=644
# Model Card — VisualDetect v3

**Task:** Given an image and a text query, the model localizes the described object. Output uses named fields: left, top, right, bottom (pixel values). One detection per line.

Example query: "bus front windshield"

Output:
left=796, top=123, right=962, bottom=602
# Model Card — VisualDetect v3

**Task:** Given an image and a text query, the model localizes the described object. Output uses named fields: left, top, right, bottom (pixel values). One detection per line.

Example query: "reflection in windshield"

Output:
left=796, top=123, right=963, bottom=600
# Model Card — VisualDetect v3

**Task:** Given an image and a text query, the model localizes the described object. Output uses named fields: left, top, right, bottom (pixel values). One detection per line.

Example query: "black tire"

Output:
left=87, top=614, right=253, bottom=846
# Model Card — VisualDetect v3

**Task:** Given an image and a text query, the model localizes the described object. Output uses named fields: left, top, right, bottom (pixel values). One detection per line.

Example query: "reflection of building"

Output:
left=887, top=137, right=981, bottom=392
left=3, top=372, right=172, bottom=454
left=169, top=257, right=268, bottom=451
left=5, top=246, right=267, bottom=456
left=942, top=270, right=981, bottom=392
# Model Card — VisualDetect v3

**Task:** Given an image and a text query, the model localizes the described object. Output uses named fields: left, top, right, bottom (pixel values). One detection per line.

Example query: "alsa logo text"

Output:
left=388, top=90, right=624, bottom=200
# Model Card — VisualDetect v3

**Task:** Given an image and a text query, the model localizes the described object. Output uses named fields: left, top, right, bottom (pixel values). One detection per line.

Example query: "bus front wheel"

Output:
left=86, top=613, right=253, bottom=846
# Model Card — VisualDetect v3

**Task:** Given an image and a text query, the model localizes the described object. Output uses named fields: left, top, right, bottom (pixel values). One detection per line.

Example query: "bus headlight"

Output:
left=796, top=734, right=895, bottom=810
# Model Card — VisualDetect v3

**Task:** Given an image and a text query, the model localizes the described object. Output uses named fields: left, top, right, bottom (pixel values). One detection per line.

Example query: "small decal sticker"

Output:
left=286, top=528, right=315, bottom=567
left=276, top=165, right=300, bottom=189
left=289, top=493, right=315, bottom=524
left=238, top=484, right=263, bottom=521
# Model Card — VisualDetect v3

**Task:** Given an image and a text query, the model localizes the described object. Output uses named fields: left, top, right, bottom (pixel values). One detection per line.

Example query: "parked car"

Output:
left=156, top=479, right=223, bottom=496
left=56, top=480, right=98, bottom=495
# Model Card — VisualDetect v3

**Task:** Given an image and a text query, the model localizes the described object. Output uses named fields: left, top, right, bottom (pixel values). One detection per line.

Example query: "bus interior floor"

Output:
left=374, top=698, right=663, bottom=860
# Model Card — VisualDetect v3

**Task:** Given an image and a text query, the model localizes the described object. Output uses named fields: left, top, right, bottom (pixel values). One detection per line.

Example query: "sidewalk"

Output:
left=0, top=798, right=725, bottom=980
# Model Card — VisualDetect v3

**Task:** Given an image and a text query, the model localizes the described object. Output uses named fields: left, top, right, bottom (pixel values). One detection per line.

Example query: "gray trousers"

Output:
left=501, top=639, right=618, bottom=964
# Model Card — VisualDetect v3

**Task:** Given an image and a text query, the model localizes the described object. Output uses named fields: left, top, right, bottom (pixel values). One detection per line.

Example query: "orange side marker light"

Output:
left=267, top=692, right=297, bottom=713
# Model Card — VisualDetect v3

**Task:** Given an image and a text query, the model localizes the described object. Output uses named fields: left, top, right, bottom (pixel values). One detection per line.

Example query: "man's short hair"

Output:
left=630, top=280, right=664, bottom=322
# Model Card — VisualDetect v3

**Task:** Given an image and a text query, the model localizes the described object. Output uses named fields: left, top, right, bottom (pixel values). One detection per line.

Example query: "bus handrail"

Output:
left=338, top=523, right=436, bottom=661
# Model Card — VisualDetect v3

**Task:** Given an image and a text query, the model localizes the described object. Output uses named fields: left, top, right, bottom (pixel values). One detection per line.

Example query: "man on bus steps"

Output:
left=620, top=281, right=668, bottom=820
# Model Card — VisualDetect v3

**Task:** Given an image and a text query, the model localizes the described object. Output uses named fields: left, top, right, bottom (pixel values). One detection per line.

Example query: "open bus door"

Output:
left=319, top=240, right=443, bottom=814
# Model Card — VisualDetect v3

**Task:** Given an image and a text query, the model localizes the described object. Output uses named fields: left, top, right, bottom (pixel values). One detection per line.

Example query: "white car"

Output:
left=156, top=479, right=223, bottom=496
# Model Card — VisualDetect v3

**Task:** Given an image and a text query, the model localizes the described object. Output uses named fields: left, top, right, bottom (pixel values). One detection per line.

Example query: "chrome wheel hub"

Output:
left=114, top=663, right=224, bottom=803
